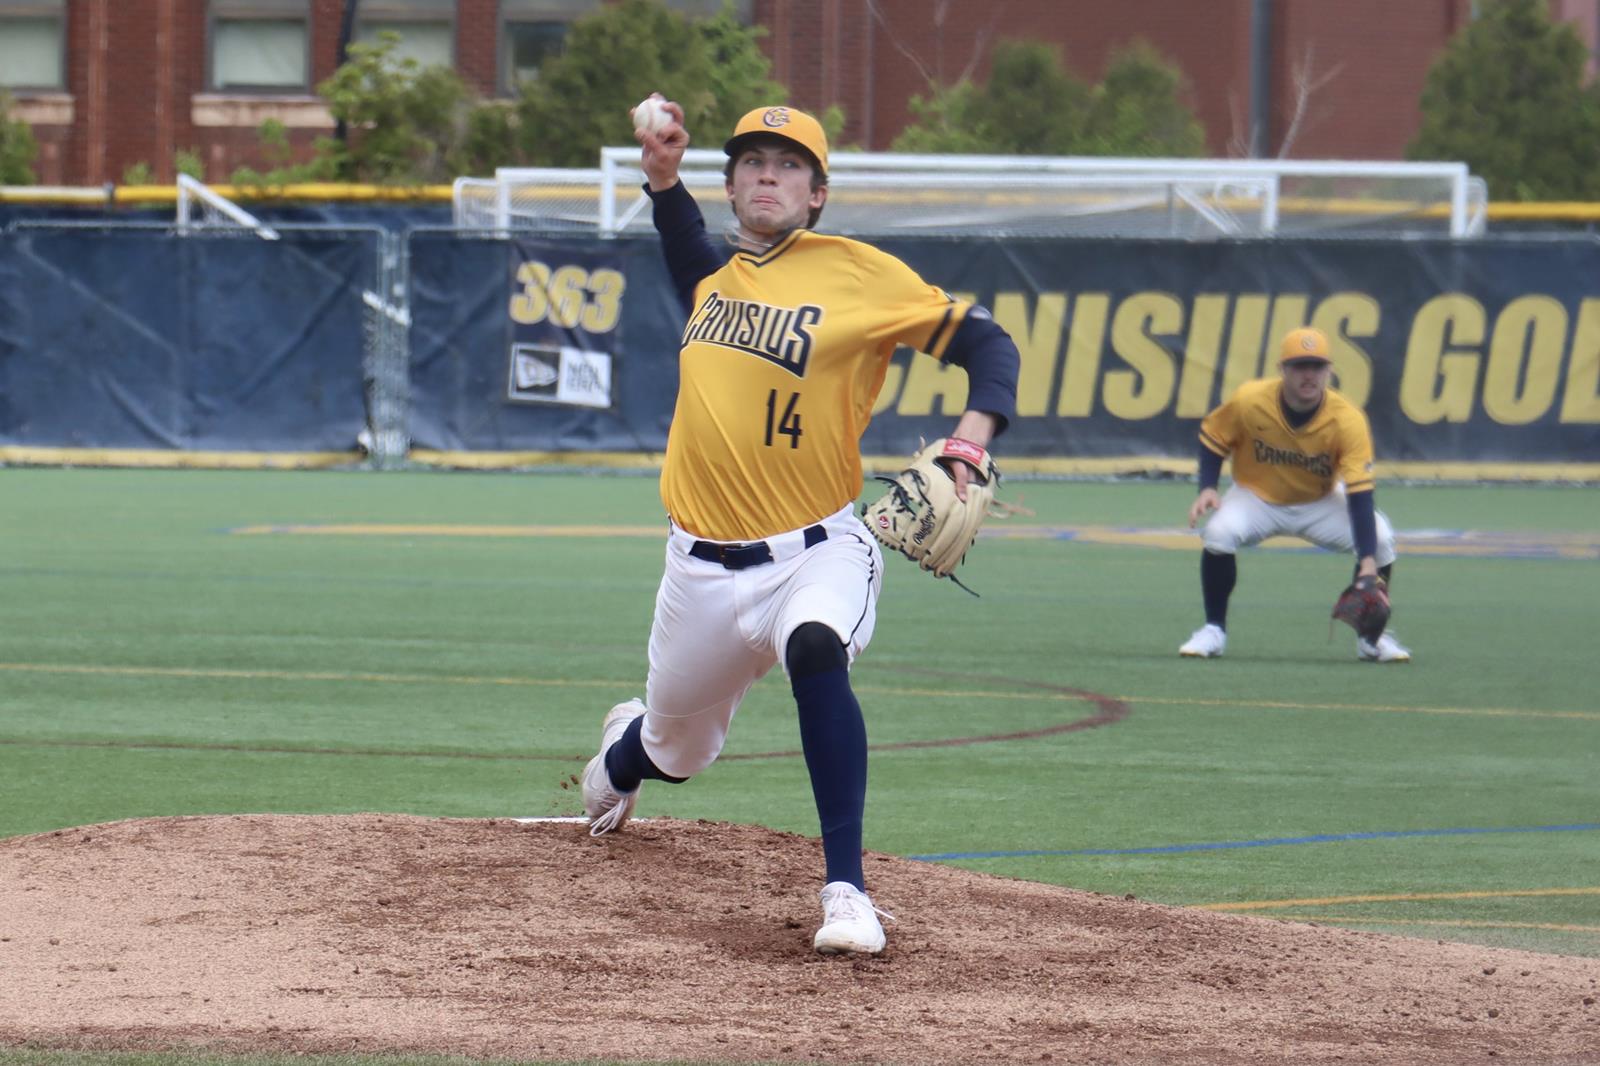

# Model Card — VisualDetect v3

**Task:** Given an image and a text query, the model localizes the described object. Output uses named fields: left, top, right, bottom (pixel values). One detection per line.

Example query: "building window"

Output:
left=0, top=1, right=66, bottom=90
left=497, top=1, right=754, bottom=94
left=500, top=0, right=597, bottom=94
left=356, top=0, right=455, bottom=70
left=209, top=0, right=310, bottom=92
left=661, top=0, right=752, bottom=17
left=503, top=20, right=569, bottom=92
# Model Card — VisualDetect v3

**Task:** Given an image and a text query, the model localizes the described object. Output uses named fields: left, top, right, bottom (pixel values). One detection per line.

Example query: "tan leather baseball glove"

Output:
left=862, top=437, right=999, bottom=588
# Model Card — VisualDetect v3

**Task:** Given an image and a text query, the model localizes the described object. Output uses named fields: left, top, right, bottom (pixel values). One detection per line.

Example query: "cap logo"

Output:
left=761, top=107, right=791, bottom=129
left=1300, top=334, right=1318, bottom=352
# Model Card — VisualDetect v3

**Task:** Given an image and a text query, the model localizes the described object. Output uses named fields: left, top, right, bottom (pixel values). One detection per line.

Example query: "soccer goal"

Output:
left=455, top=149, right=1486, bottom=239
left=175, top=173, right=281, bottom=238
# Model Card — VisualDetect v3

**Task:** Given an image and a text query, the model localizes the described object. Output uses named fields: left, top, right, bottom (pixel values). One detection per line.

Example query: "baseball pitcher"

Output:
left=1180, top=327, right=1412, bottom=662
left=581, top=98, right=1021, bottom=955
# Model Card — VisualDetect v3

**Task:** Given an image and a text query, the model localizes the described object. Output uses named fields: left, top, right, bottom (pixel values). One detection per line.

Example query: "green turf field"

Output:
left=2, top=467, right=1596, bottom=965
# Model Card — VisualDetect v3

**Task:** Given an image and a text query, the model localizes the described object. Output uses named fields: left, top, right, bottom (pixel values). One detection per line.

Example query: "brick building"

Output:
left=2, top=0, right=1597, bottom=186
left=766, top=0, right=1599, bottom=160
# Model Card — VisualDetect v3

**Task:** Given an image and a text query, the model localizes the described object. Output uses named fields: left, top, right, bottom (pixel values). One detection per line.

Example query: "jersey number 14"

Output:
left=764, top=390, right=802, bottom=449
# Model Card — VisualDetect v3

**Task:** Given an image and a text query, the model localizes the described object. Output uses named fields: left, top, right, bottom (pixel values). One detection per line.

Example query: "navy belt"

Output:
left=688, top=524, right=828, bottom=570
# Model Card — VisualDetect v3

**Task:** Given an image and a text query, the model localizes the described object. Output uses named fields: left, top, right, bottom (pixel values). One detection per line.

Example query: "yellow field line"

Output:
left=397, top=450, right=1600, bottom=482
left=1, top=444, right=1596, bottom=480
left=0, top=662, right=618, bottom=689
left=229, top=523, right=666, bottom=537
left=1199, top=886, right=1600, bottom=911
left=220, top=521, right=1599, bottom=563
left=1, top=662, right=1593, bottom=721
left=1298, top=916, right=1600, bottom=934
left=1120, top=694, right=1600, bottom=722
left=0, top=446, right=359, bottom=469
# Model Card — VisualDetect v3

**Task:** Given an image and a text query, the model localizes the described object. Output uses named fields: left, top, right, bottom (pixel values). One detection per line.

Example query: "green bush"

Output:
left=893, top=39, right=1204, bottom=157
left=231, top=1, right=790, bottom=183
left=515, top=0, right=790, bottom=167
left=1409, top=0, right=1600, bottom=201
left=0, top=90, right=39, bottom=184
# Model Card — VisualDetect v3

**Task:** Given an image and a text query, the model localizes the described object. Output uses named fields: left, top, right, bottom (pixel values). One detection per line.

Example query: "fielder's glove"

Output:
left=1331, top=574, right=1391, bottom=643
left=862, top=437, right=999, bottom=592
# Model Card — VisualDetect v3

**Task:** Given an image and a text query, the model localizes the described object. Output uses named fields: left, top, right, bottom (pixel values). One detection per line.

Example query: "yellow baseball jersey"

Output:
left=1199, top=378, right=1376, bottom=504
left=661, top=230, right=973, bottom=542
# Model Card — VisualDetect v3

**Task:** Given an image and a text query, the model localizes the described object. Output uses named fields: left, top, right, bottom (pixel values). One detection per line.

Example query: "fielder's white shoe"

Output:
left=1179, top=623, right=1227, bottom=658
left=813, top=881, right=892, bottom=955
left=1357, top=631, right=1412, bottom=663
left=581, top=699, right=646, bottom=836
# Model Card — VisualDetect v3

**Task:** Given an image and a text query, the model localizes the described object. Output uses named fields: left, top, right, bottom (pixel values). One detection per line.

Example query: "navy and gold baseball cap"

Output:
left=1279, top=326, right=1332, bottom=365
left=724, top=106, right=829, bottom=176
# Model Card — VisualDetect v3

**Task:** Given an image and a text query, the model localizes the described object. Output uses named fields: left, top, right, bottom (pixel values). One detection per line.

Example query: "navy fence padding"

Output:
left=854, top=235, right=1600, bottom=463
left=0, top=228, right=371, bottom=451
left=406, top=232, right=684, bottom=452
left=406, top=231, right=1600, bottom=464
left=4, top=222, right=1598, bottom=466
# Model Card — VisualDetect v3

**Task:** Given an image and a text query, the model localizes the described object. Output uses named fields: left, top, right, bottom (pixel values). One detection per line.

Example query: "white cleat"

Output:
left=581, top=699, right=646, bottom=836
left=1179, top=623, right=1227, bottom=658
left=1357, top=631, right=1412, bottom=663
left=813, top=881, right=892, bottom=955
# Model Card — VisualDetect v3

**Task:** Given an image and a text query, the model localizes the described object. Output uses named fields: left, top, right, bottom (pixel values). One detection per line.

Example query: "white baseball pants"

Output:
left=639, top=504, right=883, bottom=780
left=1201, top=484, right=1397, bottom=565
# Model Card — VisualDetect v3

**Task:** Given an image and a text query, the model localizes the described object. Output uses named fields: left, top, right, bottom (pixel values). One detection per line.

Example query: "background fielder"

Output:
left=581, top=98, right=1021, bottom=955
left=1180, top=326, right=1412, bottom=662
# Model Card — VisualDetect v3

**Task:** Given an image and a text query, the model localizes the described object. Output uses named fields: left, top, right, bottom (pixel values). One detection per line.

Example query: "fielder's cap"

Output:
left=724, top=105, right=829, bottom=176
left=1280, top=326, right=1332, bottom=365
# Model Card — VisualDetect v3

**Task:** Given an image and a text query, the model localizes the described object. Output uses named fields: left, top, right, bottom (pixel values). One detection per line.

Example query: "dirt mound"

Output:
left=1, top=814, right=1596, bottom=1065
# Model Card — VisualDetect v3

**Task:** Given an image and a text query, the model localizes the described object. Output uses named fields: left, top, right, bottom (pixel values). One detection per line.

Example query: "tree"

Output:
left=232, top=1, right=794, bottom=183
left=516, top=0, right=790, bottom=167
left=0, top=91, right=39, bottom=184
left=893, top=41, right=1087, bottom=154
left=1080, top=41, right=1206, bottom=158
left=231, top=118, right=334, bottom=187
left=234, top=32, right=492, bottom=185
left=454, top=103, right=521, bottom=178
left=315, top=32, right=478, bottom=182
left=1409, top=0, right=1600, bottom=201
left=892, top=39, right=1204, bottom=157
left=697, top=2, right=789, bottom=140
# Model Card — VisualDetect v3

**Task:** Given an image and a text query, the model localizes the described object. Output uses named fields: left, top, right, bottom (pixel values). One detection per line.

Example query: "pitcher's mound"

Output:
left=1, top=813, right=1596, bottom=1064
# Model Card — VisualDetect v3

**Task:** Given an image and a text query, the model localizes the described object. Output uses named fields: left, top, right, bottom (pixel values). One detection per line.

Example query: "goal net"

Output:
left=454, top=150, right=1485, bottom=239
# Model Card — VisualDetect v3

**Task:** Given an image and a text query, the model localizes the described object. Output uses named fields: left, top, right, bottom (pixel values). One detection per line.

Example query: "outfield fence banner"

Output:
left=4, top=227, right=1598, bottom=472
left=853, top=235, right=1600, bottom=465
left=0, top=225, right=379, bottom=456
left=406, top=232, right=1600, bottom=467
left=406, top=232, right=683, bottom=454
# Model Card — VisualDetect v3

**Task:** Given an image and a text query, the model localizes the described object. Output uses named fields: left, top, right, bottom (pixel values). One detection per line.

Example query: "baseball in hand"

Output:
left=632, top=96, right=669, bottom=136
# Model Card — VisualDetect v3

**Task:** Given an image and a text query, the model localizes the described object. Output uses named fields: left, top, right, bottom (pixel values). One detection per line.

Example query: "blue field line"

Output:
left=910, top=823, right=1600, bottom=862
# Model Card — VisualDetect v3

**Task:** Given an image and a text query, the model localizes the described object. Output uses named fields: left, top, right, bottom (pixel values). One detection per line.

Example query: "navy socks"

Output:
left=792, top=664, right=868, bottom=890
left=604, top=714, right=684, bottom=793
left=1201, top=550, right=1237, bottom=628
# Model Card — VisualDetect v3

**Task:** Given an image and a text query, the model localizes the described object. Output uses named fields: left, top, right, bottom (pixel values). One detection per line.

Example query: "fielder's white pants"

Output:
left=1201, top=484, right=1397, bottom=565
left=639, top=504, right=884, bottom=780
